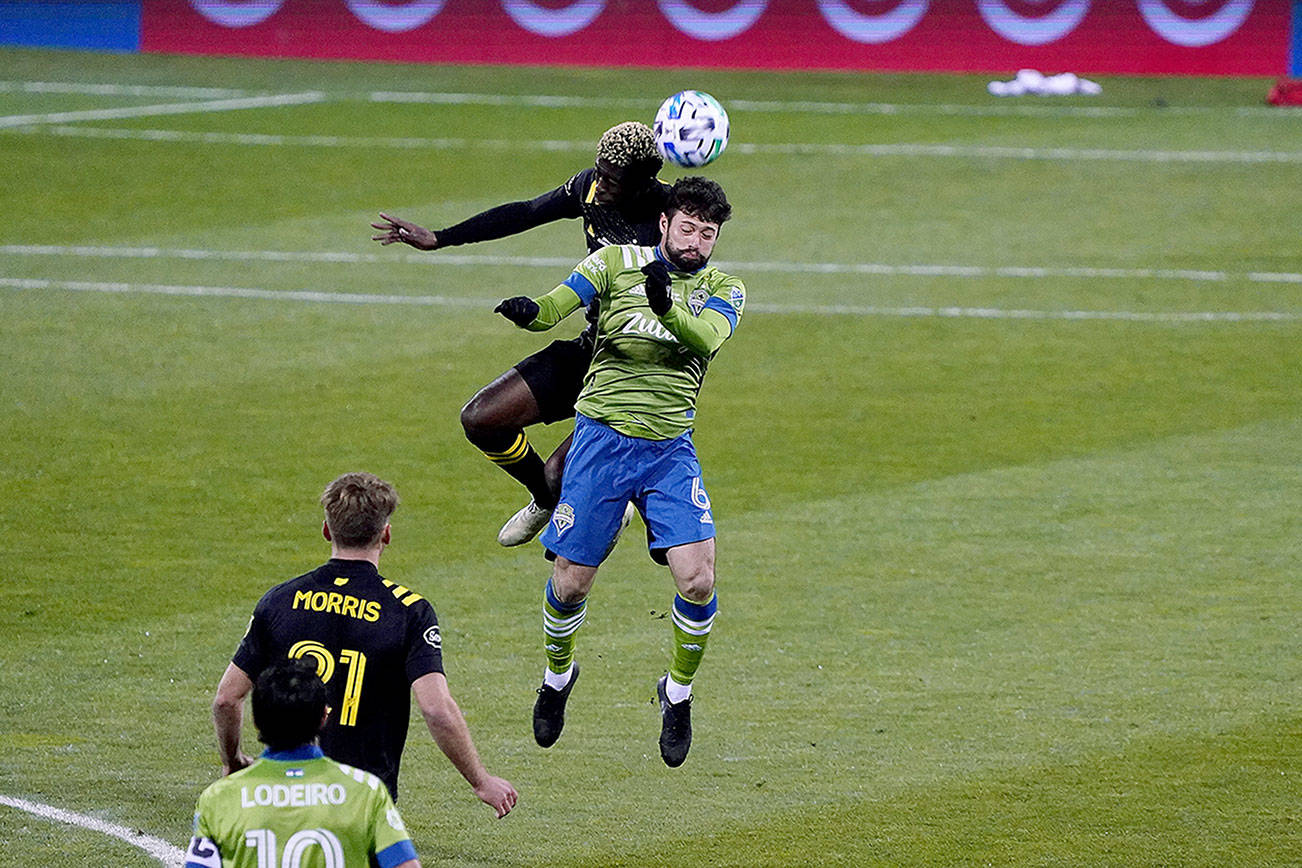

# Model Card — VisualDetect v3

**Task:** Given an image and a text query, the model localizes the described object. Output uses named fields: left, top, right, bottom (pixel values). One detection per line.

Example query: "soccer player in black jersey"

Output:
left=372, top=122, right=669, bottom=547
left=210, top=473, right=517, bottom=816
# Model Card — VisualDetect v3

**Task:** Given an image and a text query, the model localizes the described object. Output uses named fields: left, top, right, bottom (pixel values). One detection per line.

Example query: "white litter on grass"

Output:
left=989, top=69, right=1102, bottom=97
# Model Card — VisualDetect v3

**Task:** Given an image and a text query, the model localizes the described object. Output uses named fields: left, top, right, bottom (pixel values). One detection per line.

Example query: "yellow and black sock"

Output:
left=480, top=431, right=554, bottom=507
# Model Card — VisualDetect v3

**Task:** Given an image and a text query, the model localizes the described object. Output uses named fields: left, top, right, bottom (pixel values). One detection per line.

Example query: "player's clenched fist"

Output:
left=640, top=260, right=673, bottom=316
left=495, top=296, right=540, bottom=327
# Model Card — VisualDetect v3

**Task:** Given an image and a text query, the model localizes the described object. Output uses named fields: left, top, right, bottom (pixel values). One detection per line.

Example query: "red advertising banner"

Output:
left=141, top=0, right=1292, bottom=77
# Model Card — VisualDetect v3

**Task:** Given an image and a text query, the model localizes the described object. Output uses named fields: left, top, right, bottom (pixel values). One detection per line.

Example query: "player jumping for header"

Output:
left=494, top=176, right=743, bottom=767
left=373, top=122, right=668, bottom=547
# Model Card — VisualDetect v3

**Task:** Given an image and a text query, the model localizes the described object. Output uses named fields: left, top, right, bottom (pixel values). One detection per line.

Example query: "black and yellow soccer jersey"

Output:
left=435, top=169, right=670, bottom=338
left=570, top=168, right=669, bottom=254
left=232, top=559, right=443, bottom=800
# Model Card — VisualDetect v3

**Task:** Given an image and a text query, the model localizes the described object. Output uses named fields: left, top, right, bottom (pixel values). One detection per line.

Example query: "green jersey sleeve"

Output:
left=369, top=785, right=418, bottom=868
left=657, top=273, right=745, bottom=357
left=527, top=283, right=584, bottom=331
left=183, top=791, right=222, bottom=868
left=526, top=246, right=620, bottom=330
left=657, top=302, right=728, bottom=356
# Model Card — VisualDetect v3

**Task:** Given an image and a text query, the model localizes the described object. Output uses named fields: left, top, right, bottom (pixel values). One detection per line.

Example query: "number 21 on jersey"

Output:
left=287, top=640, right=367, bottom=727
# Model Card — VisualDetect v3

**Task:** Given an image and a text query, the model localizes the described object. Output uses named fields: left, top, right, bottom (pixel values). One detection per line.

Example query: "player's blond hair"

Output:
left=597, top=121, right=662, bottom=173
left=321, top=472, right=399, bottom=548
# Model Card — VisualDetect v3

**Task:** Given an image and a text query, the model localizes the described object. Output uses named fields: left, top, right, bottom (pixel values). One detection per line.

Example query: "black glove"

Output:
left=641, top=260, right=673, bottom=316
left=495, top=296, right=540, bottom=327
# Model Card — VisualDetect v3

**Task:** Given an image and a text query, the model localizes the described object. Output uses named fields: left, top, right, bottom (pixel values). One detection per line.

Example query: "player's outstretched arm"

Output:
left=422, top=182, right=579, bottom=248
left=371, top=212, right=439, bottom=250
left=496, top=284, right=584, bottom=332
left=412, top=673, right=518, bottom=818
left=212, top=663, right=256, bottom=776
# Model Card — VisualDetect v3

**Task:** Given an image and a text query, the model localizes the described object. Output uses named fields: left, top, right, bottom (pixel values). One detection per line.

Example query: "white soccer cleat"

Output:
left=616, top=501, right=636, bottom=541
left=599, top=502, right=639, bottom=560
left=498, top=500, right=553, bottom=547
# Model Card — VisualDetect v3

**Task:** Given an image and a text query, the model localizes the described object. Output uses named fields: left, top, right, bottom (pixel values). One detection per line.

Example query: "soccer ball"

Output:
left=653, top=90, right=730, bottom=168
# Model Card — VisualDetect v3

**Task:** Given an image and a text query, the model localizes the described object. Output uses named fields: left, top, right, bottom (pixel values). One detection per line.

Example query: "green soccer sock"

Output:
left=669, top=591, right=717, bottom=689
left=543, top=578, right=586, bottom=676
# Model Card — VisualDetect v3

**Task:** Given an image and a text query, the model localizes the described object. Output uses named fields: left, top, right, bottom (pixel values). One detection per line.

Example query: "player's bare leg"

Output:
left=460, top=369, right=558, bottom=544
left=658, top=539, right=717, bottom=767
left=542, top=431, right=570, bottom=503
left=534, top=558, right=598, bottom=746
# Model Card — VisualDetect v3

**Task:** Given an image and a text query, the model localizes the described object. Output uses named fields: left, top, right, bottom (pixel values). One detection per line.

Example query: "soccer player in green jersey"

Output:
left=494, top=177, right=742, bottom=767
left=186, top=659, right=420, bottom=868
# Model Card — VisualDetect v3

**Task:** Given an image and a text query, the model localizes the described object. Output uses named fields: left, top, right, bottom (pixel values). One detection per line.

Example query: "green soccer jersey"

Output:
left=526, top=244, right=745, bottom=440
left=184, top=746, right=417, bottom=868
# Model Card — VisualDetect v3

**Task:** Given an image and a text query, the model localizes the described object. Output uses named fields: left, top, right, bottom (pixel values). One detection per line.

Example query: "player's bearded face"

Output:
left=660, top=211, right=719, bottom=271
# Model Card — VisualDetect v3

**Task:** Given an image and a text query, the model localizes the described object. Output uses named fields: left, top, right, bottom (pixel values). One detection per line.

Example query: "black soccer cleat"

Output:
left=656, top=675, right=692, bottom=768
left=533, top=663, right=579, bottom=748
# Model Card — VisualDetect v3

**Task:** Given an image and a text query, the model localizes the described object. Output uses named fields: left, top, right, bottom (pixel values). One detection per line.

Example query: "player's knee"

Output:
left=552, top=560, right=596, bottom=603
left=459, top=395, right=499, bottom=442
left=459, top=397, right=482, bottom=436
left=677, top=567, right=715, bottom=603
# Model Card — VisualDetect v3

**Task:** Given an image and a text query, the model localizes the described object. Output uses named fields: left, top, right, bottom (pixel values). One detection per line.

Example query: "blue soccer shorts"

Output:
left=540, top=413, right=715, bottom=566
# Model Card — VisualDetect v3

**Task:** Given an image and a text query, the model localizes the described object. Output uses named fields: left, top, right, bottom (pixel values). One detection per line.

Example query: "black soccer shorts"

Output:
left=513, top=334, right=594, bottom=424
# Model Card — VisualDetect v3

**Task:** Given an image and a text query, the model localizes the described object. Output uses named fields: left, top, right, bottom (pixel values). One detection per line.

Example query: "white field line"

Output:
left=746, top=302, right=1302, bottom=321
left=371, top=89, right=1296, bottom=120
left=3, top=80, right=1296, bottom=120
left=736, top=141, right=1302, bottom=164
left=4, top=244, right=1301, bottom=286
left=0, top=80, right=252, bottom=99
left=7, top=123, right=1301, bottom=164
left=10, top=124, right=589, bottom=151
left=0, top=92, right=327, bottom=128
left=3, top=277, right=1298, bottom=322
left=0, top=794, right=184, bottom=867
left=0, top=243, right=573, bottom=269
left=0, top=277, right=479, bottom=307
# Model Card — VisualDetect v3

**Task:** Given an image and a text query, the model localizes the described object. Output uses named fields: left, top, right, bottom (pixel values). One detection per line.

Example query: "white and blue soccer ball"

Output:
left=653, top=90, right=730, bottom=168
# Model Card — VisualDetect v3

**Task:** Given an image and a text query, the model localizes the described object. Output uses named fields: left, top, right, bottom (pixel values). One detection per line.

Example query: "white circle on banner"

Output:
left=188, top=0, right=285, bottom=28
left=656, top=0, right=769, bottom=42
left=501, top=0, right=606, bottom=37
left=1136, top=0, right=1253, bottom=47
left=976, top=0, right=1091, bottom=46
left=815, top=0, right=929, bottom=45
left=344, top=0, right=446, bottom=32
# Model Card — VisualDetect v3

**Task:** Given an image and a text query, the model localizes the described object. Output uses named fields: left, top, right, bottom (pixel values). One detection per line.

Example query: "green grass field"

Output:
left=1, top=47, right=1300, bottom=866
